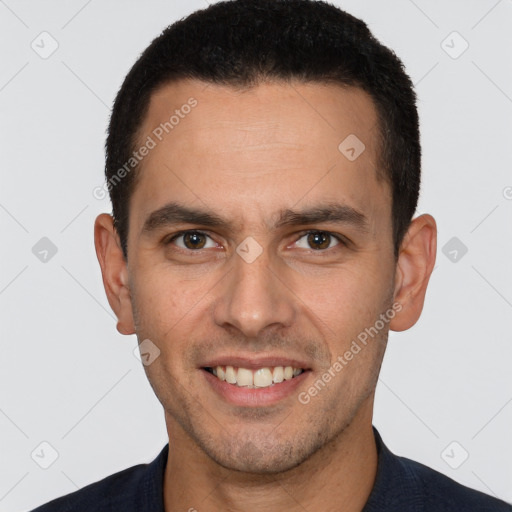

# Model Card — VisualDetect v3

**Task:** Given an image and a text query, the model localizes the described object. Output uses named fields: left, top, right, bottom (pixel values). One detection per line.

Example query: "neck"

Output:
left=162, top=402, right=378, bottom=512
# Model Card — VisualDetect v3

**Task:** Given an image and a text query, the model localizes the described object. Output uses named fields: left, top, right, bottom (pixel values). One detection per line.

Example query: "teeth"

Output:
left=237, top=367, right=253, bottom=386
left=225, top=365, right=237, bottom=384
left=272, top=366, right=284, bottom=383
left=209, top=365, right=304, bottom=388
left=254, top=368, right=273, bottom=387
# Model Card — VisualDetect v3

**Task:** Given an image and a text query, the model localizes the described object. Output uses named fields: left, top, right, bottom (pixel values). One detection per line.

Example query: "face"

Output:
left=116, top=80, right=399, bottom=473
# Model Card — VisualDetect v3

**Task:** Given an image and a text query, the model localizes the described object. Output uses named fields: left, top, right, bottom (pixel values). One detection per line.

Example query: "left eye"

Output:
left=295, top=231, right=340, bottom=251
left=169, top=231, right=217, bottom=250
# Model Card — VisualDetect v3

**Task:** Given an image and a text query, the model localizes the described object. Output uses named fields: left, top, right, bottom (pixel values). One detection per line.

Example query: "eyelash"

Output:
left=165, top=230, right=347, bottom=253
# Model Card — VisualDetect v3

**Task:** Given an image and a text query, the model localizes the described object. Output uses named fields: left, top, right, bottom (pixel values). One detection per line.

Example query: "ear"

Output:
left=94, top=213, right=135, bottom=335
left=390, top=214, right=437, bottom=332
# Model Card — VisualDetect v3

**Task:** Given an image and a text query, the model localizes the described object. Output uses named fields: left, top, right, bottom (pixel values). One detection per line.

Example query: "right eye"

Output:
left=166, top=230, right=218, bottom=251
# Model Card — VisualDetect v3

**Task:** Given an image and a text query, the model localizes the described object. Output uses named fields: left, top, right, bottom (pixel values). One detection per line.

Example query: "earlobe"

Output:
left=94, top=214, right=136, bottom=335
left=389, top=214, right=437, bottom=332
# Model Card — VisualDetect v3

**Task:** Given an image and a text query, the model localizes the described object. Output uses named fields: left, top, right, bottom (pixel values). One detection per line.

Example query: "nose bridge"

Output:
left=213, top=243, right=295, bottom=338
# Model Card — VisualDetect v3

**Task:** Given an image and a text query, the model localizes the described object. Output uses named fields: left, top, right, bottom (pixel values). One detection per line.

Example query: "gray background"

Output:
left=0, top=0, right=511, bottom=510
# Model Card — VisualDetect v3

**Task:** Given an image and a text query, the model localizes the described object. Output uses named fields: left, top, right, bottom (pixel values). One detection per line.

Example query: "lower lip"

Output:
left=201, top=368, right=310, bottom=407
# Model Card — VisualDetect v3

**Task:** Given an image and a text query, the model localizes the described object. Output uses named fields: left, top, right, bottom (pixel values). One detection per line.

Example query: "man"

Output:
left=31, top=0, right=511, bottom=510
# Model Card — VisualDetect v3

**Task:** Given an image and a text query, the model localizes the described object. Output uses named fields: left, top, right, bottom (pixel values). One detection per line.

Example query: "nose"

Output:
left=212, top=245, right=296, bottom=339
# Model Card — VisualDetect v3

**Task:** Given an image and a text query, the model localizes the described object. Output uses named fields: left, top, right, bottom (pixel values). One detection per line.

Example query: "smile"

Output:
left=204, top=365, right=305, bottom=388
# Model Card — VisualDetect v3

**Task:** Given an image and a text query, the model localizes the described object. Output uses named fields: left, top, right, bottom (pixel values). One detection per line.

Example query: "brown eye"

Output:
left=307, top=232, right=331, bottom=250
left=295, top=231, right=340, bottom=251
left=183, top=232, right=206, bottom=249
left=170, top=231, right=215, bottom=250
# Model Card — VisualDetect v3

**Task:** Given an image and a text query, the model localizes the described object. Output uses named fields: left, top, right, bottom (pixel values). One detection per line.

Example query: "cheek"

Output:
left=292, top=265, right=392, bottom=386
left=130, top=269, right=188, bottom=334
left=294, top=263, right=387, bottom=327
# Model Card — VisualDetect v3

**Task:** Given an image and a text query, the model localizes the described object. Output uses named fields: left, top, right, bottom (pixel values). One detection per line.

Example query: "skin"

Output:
left=95, top=79, right=436, bottom=511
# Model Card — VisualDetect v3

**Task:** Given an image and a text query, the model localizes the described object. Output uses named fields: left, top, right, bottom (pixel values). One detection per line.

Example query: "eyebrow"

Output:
left=141, top=201, right=369, bottom=235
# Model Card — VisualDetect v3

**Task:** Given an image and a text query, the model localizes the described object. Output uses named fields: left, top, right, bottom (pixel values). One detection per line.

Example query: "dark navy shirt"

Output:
left=30, top=427, right=511, bottom=511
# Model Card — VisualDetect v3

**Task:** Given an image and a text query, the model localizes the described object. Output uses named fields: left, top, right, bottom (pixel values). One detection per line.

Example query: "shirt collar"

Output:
left=362, top=426, right=424, bottom=512
left=136, top=443, right=168, bottom=511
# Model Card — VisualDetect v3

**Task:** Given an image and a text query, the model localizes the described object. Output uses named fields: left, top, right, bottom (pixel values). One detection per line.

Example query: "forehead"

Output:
left=131, top=79, right=390, bottom=234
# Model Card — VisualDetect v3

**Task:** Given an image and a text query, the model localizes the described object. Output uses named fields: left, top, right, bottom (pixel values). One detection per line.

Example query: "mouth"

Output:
left=200, top=356, right=312, bottom=406
left=203, top=365, right=306, bottom=388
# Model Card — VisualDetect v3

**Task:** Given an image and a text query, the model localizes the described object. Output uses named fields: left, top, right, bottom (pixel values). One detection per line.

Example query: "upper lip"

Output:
left=200, top=355, right=311, bottom=370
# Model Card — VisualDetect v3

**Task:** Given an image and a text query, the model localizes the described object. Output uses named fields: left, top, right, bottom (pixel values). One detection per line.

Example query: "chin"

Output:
left=202, top=433, right=322, bottom=475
